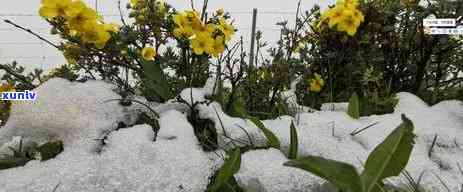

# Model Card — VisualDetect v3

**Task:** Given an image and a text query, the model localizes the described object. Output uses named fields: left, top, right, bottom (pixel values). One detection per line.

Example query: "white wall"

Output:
left=0, top=0, right=334, bottom=71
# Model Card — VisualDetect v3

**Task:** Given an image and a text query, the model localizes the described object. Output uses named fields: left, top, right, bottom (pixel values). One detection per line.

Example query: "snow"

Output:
left=230, top=93, right=463, bottom=192
left=0, top=110, right=222, bottom=192
left=235, top=148, right=321, bottom=192
left=0, top=77, right=462, bottom=192
left=0, top=78, right=140, bottom=153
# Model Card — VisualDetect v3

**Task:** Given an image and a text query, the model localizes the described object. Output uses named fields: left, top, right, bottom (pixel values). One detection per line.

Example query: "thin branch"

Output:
left=3, top=19, right=60, bottom=50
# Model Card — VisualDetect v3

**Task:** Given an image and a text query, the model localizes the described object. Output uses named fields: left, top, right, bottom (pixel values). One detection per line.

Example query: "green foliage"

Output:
left=361, top=115, right=416, bottom=192
left=249, top=117, right=280, bottom=149
left=285, top=115, right=416, bottom=192
left=35, top=140, right=64, bottom=161
left=0, top=139, right=63, bottom=170
left=207, top=148, right=242, bottom=192
left=140, top=60, right=170, bottom=102
left=348, top=92, right=360, bottom=119
left=0, top=61, right=42, bottom=90
left=42, top=64, right=79, bottom=82
left=287, top=0, right=463, bottom=108
left=288, top=121, right=298, bottom=160
left=285, top=155, right=363, bottom=192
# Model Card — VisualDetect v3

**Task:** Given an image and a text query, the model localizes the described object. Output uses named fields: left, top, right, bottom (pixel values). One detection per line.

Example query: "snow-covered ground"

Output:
left=0, top=78, right=462, bottom=192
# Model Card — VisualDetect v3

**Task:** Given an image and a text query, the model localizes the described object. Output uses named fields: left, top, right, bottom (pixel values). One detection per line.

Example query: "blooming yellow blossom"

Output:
left=102, top=23, right=120, bottom=33
left=319, top=0, right=364, bottom=36
left=336, top=9, right=361, bottom=36
left=0, top=82, right=15, bottom=93
left=210, top=36, right=226, bottom=58
left=173, top=12, right=196, bottom=38
left=39, top=0, right=72, bottom=19
left=141, top=47, right=157, bottom=61
left=173, top=27, right=194, bottom=38
left=190, top=33, right=214, bottom=55
left=0, top=82, right=15, bottom=113
left=196, top=23, right=216, bottom=36
left=336, top=0, right=359, bottom=8
left=65, top=0, right=100, bottom=31
left=218, top=18, right=235, bottom=41
left=309, top=73, right=325, bottom=93
left=81, top=24, right=111, bottom=49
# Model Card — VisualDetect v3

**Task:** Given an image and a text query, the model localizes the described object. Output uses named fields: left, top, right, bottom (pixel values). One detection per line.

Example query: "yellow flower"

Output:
left=173, top=12, right=189, bottom=28
left=130, top=0, right=138, bottom=7
left=173, top=26, right=195, bottom=39
left=0, top=82, right=15, bottom=113
left=218, top=18, right=235, bottom=41
left=336, top=0, right=359, bottom=8
left=81, top=24, right=111, bottom=49
left=39, top=0, right=72, bottom=19
left=319, top=1, right=364, bottom=36
left=0, top=82, right=15, bottom=93
left=216, top=8, right=225, bottom=16
left=309, top=73, right=325, bottom=93
left=195, top=23, right=216, bottom=36
left=190, top=33, right=214, bottom=55
left=173, top=12, right=197, bottom=38
left=324, top=6, right=345, bottom=28
left=336, top=9, right=362, bottom=36
left=141, top=47, right=157, bottom=61
left=65, top=0, right=99, bottom=31
left=102, top=23, right=120, bottom=33
left=210, top=36, right=226, bottom=58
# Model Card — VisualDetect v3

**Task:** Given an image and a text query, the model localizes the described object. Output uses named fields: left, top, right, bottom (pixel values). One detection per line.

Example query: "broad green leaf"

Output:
left=361, top=114, right=415, bottom=192
left=231, top=93, right=248, bottom=118
left=36, top=140, right=64, bottom=161
left=249, top=117, right=280, bottom=149
left=208, top=148, right=241, bottom=192
left=348, top=92, right=360, bottom=119
left=0, top=157, right=29, bottom=170
left=284, top=156, right=363, bottom=192
left=288, top=121, right=298, bottom=159
left=141, top=60, right=170, bottom=101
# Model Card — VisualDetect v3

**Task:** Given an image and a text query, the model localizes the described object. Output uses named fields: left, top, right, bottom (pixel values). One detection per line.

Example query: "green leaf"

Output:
left=288, top=121, right=298, bottom=159
left=141, top=60, right=170, bottom=101
left=361, top=114, right=415, bottom=192
left=284, top=156, right=363, bottom=192
left=348, top=92, right=360, bottom=119
left=249, top=117, right=281, bottom=149
left=36, top=140, right=64, bottom=161
left=231, top=93, right=248, bottom=118
left=208, top=148, right=241, bottom=192
left=0, top=156, right=29, bottom=170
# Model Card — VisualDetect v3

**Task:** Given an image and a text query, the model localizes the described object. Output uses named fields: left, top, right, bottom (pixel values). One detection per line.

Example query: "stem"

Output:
left=3, top=19, right=60, bottom=50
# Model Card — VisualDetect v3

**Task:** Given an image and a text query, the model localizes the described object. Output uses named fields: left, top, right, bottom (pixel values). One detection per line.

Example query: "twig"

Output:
left=200, top=0, right=209, bottom=21
left=457, top=162, right=463, bottom=177
left=350, top=122, right=379, bottom=136
left=190, top=0, right=195, bottom=11
left=428, top=134, right=438, bottom=158
left=3, top=19, right=60, bottom=50
left=52, top=183, right=61, bottom=192
left=432, top=171, right=451, bottom=192
left=235, top=124, right=255, bottom=146
left=117, top=1, right=128, bottom=27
